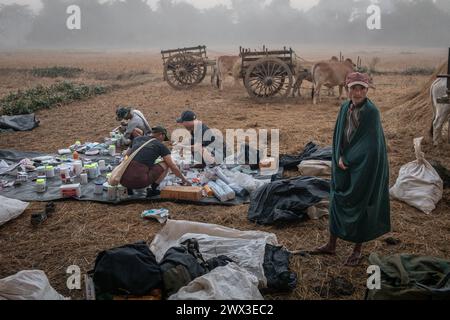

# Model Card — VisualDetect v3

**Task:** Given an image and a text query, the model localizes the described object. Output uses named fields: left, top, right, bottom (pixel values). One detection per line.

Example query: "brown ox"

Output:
left=311, top=58, right=356, bottom=104
left=292, top=56, right=340, bottom=98
left=211, top=56, right=241, bottom=90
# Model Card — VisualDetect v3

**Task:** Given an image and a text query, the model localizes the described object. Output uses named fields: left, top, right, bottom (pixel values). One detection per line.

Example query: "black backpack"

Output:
left=159, top=239, right=232, bottom=297
left=93, top=241, right=162, bottom=296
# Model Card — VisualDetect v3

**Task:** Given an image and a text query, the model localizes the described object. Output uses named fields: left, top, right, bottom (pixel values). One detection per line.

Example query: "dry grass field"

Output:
left=0, top=46, right=449, bottom=300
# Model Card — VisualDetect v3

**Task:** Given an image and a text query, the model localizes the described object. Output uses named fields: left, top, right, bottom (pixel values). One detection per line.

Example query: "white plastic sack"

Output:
left=177, top=233, right=269, bottom=286
left=0, top=195, right=29, bottom=226
left=215, top=179, right=236, bottom=200
left=150, top=219, right=278, bottom=287
left=0, top=270, right=66, bottom=300
left=390, top=137, right=443, bottom=214
left=169, top=263, right=263, bottom=300
left=207, top=181, right=229, bottom=202
left=214, top=167, right=246, bottom=196
left=298, top=160, right=332, bottom=176
left=222, top=169, right=269, bottom=194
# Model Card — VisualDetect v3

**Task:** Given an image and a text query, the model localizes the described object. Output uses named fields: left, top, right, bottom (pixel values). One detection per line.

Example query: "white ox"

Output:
left=211, top=56, right=241, bottom=90
left=311, top=58, right=356, bottom=104
left=430, top=77, right=450, bottom=145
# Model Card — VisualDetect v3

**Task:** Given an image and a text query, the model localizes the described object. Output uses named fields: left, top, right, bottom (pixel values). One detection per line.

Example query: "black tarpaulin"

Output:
left=248, top=176, right=330, bottom=225
left=279, top=142, right=332, bottom=170
left=0, top=114, right=39, bottom=132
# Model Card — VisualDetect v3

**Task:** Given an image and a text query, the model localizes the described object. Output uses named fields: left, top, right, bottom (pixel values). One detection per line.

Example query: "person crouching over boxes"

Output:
left=120, top=126, right=191, bottom=197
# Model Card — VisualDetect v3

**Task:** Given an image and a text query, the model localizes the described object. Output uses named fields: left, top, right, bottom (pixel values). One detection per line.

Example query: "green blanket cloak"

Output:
left=329, top=99, right=390, bottom=243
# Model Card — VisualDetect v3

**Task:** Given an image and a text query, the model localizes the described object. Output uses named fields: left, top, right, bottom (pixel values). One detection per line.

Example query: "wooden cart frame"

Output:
left=161, top=45, right=209, bottom=90
left=239, top=46, right=295, bottom=102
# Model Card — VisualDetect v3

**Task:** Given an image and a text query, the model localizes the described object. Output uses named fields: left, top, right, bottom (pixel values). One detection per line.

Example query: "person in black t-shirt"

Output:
left=120, top=126, right=191, bottom=197
left=176, top=110, right=224, bottom=167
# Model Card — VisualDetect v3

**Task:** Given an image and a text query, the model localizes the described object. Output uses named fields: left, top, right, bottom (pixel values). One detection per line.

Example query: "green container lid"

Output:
left=36, top=179, right=46, bottom=184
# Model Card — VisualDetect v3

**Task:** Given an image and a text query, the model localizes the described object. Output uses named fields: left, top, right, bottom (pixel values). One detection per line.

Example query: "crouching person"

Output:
left=120, top=126, right=191, bottom=197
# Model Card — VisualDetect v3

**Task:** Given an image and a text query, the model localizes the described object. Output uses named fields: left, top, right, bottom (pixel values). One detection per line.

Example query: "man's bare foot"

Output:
left=309, top=244, right=336, bottom=255
left=344, top=250, right=362, bottom=266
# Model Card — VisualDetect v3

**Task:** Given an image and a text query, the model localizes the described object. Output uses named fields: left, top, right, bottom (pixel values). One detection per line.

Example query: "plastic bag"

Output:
left=150, top=219, right=278, bottom=288
left=168, top=263, right=263, bottom=300
left=214, top=167, right=246, bottom=196
left=0, top=270, right=66, bottom=300
left=207, top=180, right=235, bottom=202
left=222, top=169, right=269, bottom=194
left=390, top=137, right=443, bottom=214
left=0, top=195, right=29, bottom=226
left=215, top=179, right=236, bottom=200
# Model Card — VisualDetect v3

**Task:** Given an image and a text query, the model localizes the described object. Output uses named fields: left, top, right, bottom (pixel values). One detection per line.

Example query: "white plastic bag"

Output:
left=150, top=219, right=278, bottom=288
left=0, top=195, right=29, bottom=226
left=0, top=270, right=66, bottom=300
left=169, top=263, right=263, bottom=300
left=390, top=137, right=443, bottom=214
left=177, top=233, right=269, bottom=286
left=207, top=181, right=229, bottom=202
left=222, top=169, right=269, bottom=194
left=298, top=160, right=332, bottom=176
left=214, top=167, right=246, bottom=196
left=215, top=179, right=236, bottom=200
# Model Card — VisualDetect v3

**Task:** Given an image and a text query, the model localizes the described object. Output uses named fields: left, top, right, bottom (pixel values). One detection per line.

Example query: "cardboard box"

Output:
left=160, top=186, right=203, bottom=201
left=59, top=183, right=81, bottom=198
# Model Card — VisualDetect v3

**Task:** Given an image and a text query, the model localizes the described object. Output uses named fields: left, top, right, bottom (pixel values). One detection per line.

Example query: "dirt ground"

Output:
left=0, top=46, right=449, bottom=300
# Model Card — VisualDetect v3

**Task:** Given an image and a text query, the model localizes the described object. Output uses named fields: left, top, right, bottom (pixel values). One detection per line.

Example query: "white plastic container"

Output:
left=94, top=182, right=104, bottom=195
left=17, top=172, right=28, bottom=182
left=109, top=145, right=116, bottom=156
left=107, top=185, right=117, bottom=201
left=80, top=173, right=88, bottom=185
left=36, top=166, right=46, bottom=176
left=45, top=166, right=55, bottom=178
left=116, top=185, right=128, bottom=200
left=98, top=160, right=106, bottom=171
left=35, top=179, right=46, bottom=193
left=72, top=161, right=83, bottom=176
left=86, top=164, right=98, bottom=179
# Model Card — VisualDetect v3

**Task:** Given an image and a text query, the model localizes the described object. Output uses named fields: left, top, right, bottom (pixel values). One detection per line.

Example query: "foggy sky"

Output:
left=0, top=0, right=449, bottom=49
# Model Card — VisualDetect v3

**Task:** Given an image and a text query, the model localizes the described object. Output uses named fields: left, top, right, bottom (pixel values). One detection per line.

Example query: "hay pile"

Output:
left=384, top=62, right=447, bottom=139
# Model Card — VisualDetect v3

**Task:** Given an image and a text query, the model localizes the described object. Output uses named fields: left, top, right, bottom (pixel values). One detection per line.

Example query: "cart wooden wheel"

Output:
left=163, top=53, right=207, bottom=90
left=244, top=57, right=293, bottom=102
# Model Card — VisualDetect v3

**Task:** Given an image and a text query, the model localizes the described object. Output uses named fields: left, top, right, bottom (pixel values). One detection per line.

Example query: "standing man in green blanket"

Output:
left=313, top=72, right=390, bottom=266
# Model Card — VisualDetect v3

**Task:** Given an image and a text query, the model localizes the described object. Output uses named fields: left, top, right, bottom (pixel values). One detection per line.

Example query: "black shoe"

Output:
left=31, top=212, right=47, bottom=226
left=146, top=188, right=160, bottom=198
left=45, top=202, right=55, bottom=216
